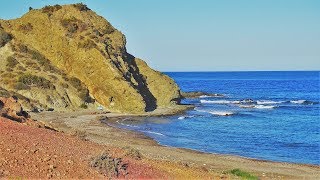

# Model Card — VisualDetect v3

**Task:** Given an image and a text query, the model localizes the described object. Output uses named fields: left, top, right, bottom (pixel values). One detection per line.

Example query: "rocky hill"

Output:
left=0, top=4, right=181, bottom=113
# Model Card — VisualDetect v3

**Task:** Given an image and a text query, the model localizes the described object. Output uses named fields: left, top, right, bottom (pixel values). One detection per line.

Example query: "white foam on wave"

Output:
left=257, top=100, right=285, bottom=105
left=116, top=118, right=139, bottom=128
left=290, top=100, right=307, bottom=104
left=200, top=100, right=240, bottom=104
left=178, top=115, right=195, bottom=120
left=238, top=104, right=276, bottom=109
left=254, top=105, right=276, bottom=109
left=199, top=95, right=212, bottom=98
left=209, top=111, right=235, bottom=116
left=194, top=107, right=207, bottom=113
left=142, top=131, right=165, bottom=136
left=240, top=99, right=254, bottom=104
left=194, top=108, right=235, bottom=116
left=238, top=105, right=256, bottom=108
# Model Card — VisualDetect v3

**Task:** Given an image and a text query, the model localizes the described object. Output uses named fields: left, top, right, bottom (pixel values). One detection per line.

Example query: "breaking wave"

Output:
left=257, top=100, right=285, bottom=105
left=290, top=100, right=317, bottom=105
left=238, top=104, right=276, bottom=109
left=142, top=131, right=165, bottom=136
left=194, top=108, right=236, bottom=116
left=201, top=99, right=317, bottom=106
left=253, top=105, right=276, bottom=109
left=209, top=111, right=235, bottom=116
left=178, top=115, right=195, bottom=120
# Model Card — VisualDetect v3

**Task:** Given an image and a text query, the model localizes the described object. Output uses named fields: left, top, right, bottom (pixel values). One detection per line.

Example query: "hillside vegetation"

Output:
left=0, top=3, right=181, bottom=113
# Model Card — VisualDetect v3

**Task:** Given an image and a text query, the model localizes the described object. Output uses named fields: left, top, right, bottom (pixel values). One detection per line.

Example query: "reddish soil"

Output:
left=0, top=117, right=166, bottom=179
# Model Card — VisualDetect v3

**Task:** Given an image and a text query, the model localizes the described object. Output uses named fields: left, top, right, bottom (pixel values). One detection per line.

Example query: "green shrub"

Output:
left=17, top=44, right=28, bottom=53
left=124, top=147, right=142, bottom=160
left=6, top=56, right=19, bottom=68
left=28, top=49, right=61, bottom=73
left=80, top=103, right=88, bottom=109
left=17, top=66, right=26, bottom=71
left=48, top=75, right=58, bottom=81
left=14, top=82, right=30, bottom=90
left=43, top=64, right=61, bottom=74
left=101, top=25, right=115, bottom=34
left=78, top=39, right=96, bottom=49
left=70, top=129, right=87, bottom=140
left=18, top=23, right=33, bottom=32
left=73, top=3, right=90, bottom=11
left=61, top=17, right=85, bottom=34
left=25, top=60, right=40, bottom=70
left=0, top=89, right=11, bottom=98
left=60, top=82, right=69, bottom=88
left=42, top=5, right=62, bottom=14
left=29, top=49, right=47, bottom=64
left=0, top=29, right=12, bottom=47
left=93, top=29, right=101, bottom=37
left=18, top=74, right=54, bottom=89
left=90, top=151, right=128, bottom=178
left=227, top=169, right=258, bottom=180
left=69, top=77, right=82, bottom=89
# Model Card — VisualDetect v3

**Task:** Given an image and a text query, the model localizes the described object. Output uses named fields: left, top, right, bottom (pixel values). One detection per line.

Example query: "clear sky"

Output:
left=1, top=0, right=319, bottom=71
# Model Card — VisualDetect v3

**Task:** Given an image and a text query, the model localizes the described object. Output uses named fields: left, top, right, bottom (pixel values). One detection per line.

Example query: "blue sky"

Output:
left=1, top=0, right=319, bottom=71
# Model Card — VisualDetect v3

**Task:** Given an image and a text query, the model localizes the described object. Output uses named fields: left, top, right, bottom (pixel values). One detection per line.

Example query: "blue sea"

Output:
left=114, top=71, right=320, bottom=165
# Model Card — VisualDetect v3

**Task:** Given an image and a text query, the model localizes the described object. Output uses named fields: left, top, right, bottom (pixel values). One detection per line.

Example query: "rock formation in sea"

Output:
left=0, top=4, right=181, bottom=113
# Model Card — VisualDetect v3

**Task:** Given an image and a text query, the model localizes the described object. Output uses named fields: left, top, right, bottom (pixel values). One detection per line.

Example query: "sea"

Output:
left=113, top=71, right=320, bottom=165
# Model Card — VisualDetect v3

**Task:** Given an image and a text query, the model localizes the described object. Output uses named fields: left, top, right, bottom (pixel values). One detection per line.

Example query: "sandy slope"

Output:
left=0, top=117, right=174, bottom=179
left=31, top=110, right=320, bottom=179
left=0, top=116, right=221, bottom=179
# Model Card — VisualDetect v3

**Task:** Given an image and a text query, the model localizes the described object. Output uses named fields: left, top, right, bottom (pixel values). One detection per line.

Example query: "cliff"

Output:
left=0, top=4, right=181, bottom=113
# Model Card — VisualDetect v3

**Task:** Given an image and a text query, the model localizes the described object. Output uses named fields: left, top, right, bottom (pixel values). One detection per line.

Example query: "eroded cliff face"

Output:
left=0, top=4, right=181, bottom=113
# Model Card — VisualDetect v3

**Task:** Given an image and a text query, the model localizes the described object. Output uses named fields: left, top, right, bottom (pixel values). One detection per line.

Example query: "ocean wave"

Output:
left=254, top=105, right=276, bottom=109
left=200, top=100, right=240, bottom=104
left=142, top=131, right=165, bottom=136
left=238, top=105, right=255, bottom=108
left=116, top=119, right=139, bottom=128
left=290, top=100, right=307, bottom=104
left=209, top=111, right=235, bottom=116
left=257, top=100, right=285, bottom=105
left=240, top=99, right=255, bottom=104
left=239, top=104, right=276, bottom=109
left=194, top=108, right=235, bottom=116
left=290, top=100, right=316, bottom=105
left=199, top=95, right=212, bottom=98
left=194, top=108, right=207, bottom=113
left=178, top=115, right=195, bottom=120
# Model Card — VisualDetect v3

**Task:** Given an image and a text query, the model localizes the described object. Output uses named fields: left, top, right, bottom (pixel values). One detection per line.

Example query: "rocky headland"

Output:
left=0, top=3, right=181, bottom=113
